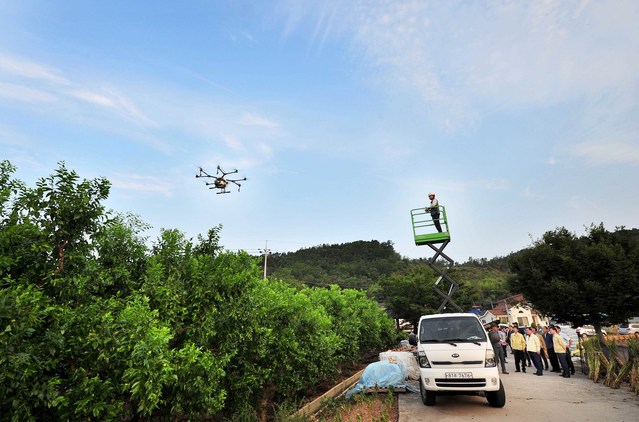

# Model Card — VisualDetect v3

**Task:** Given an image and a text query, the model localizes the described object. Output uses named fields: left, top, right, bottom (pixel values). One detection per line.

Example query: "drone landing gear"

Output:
left=210, top=187, right=231, bottom=194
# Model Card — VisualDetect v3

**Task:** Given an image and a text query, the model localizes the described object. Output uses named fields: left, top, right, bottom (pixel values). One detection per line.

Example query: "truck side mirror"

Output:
left=408, top=333, right=417, bottom=346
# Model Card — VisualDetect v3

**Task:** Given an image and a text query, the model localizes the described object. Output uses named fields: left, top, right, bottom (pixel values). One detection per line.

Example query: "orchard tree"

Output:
left=508, top=224, right=639, bottom=342
left=1, top=161, right=111, bottom=288
left=376, top=264, right=443, bottom=331
left=1, top=160, right=403, bottom=420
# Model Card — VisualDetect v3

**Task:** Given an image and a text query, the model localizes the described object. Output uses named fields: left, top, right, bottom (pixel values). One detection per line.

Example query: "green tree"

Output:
left=376, top=264, right=442, bottom=330
left=454, top=265, right=510, bottom=310
left=1, top=161, right=404, bottom=420
left=1, top=161, right=111, bottom=297
left=302, top=285, right=397, bottom=366
left=87, top=213, right=150, bottom=298
left=508, top=224, right=639, bottom=340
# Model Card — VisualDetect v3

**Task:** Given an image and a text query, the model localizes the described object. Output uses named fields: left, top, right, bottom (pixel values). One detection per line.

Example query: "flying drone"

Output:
left=196, top=165, right=246, bottom=194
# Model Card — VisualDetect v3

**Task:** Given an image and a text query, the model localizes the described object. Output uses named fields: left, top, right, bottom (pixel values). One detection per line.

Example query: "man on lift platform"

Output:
left=410, top=193, right=450, bottom=246
left=426, top=192, right=442, bottom=232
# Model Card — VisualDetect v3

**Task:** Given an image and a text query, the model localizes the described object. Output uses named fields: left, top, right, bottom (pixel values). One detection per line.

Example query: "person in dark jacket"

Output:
left=542, top=326, right=560, bottom=372
left=488, top=324, right=508, bottom=374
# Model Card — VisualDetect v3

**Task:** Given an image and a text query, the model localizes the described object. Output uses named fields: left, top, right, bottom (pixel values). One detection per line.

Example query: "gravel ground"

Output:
left=400, top=358, right=639, bottom=421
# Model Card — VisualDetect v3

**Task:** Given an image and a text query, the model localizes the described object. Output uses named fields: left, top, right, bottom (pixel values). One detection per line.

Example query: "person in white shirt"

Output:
left=525, top=327, right=544, bottom=375
left=550, top=326, right=570, bottom=378
left=556, top=326, right=575, bottom=375
left=500, top=327, right=509, bottom=362
left=426, top=192, right=442, bottom=232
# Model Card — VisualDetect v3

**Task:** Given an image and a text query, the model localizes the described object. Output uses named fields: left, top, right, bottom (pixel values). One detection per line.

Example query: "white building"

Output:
left=478, top=310, right=499, bottom=326
left=486, top=294, right=550, bottom=328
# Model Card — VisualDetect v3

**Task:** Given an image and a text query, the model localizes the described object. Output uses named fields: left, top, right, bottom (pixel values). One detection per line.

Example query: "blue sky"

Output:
left=1, top=0, right=638, bottom=261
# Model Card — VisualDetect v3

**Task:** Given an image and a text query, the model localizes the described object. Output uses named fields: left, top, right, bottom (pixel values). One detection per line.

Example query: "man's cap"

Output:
left=428, top=192, right=435, bottom=196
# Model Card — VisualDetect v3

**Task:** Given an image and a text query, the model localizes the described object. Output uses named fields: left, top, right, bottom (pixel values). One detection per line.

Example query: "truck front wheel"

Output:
left=486, top=381, right=506, bottom=407
left=419, top=379, right=436, bottom=406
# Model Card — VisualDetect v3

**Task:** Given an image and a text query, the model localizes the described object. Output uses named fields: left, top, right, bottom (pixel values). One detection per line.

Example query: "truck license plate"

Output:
left=445, top=372, right=473, bottom=379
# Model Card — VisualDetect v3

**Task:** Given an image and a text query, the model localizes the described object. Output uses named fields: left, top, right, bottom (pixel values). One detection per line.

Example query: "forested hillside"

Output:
left=267, top=240, right=405, bottom=289
left=267, top=240, right=512, bottom=311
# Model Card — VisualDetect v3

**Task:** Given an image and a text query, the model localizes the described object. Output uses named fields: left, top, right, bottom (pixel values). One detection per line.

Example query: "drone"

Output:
left=196, top=165, right=246, bottom=194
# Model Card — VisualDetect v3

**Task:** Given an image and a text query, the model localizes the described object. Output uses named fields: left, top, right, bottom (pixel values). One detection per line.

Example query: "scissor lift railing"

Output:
left=411, top=206, right=462, bottom=313
left=410, top=207, right=450, bottom=245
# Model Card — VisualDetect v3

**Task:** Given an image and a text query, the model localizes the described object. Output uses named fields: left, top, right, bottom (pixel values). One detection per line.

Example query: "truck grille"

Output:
left=435, top=378, right=487, bottom=388
left=432, top=361, right=483, bottom=365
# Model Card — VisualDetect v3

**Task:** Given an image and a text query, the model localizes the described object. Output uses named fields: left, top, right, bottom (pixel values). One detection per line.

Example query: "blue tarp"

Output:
left=345, top=361, right=418, bottom=399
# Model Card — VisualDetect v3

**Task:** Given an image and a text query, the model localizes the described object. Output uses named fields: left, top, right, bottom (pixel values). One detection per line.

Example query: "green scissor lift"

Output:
left=411, top=206, right=462, bottom=313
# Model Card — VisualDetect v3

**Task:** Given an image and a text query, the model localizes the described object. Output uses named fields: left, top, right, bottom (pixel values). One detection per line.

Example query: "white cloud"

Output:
left=0, top=85, right=156, bottom=135
left=228, top=30, right=257, bottom=44
left=222, top=134, right=245, bottom=151
left=69, top=90, right=116, bottom=108
left=447, top=178, right=509, bottom=193
left=0, top=53, right=157, bottom=129
left=0, top=82, right=57, bottom=103
left=573, top=141, right=639, bottom=165
left=238, top=112, right=279, bottom=128
left=410, top=176, right=510, bottom=196
left=0, top=54, right=69, bottom=85
left=276, top=1, right=639, bottom=127
left=110, top=174, right=174, bottom=197
left=241, top=31, right=257, bottom=44
left=68, top=88, right=158, bottom=128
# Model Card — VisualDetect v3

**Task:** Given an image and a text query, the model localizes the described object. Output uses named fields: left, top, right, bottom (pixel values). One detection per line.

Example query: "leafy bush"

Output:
left=0, top=160, right=399, bottom=420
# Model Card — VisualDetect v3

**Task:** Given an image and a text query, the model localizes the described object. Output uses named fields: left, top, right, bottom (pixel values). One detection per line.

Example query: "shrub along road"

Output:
left=400, top=361, right=639, bottom=421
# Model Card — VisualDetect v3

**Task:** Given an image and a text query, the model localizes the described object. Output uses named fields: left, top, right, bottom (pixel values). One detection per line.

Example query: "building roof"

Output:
left=488, top=308, right=507, bottom=316
left=493, top=294, right=547, bottom=318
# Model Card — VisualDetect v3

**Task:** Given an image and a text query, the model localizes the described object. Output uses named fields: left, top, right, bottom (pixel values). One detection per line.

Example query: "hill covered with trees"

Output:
left=267, top=240, right=513, bottom=315
left=267, top=240, right=405, bottom=290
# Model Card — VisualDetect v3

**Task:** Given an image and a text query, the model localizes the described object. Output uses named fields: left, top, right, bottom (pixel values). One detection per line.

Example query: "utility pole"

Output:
left=261, top=240, right=270, bottom=279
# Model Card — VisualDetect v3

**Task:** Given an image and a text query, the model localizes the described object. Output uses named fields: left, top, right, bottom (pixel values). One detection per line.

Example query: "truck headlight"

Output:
left=418, top=351, right=431, bottom=368
left=485, top=349, right=496, bottom=367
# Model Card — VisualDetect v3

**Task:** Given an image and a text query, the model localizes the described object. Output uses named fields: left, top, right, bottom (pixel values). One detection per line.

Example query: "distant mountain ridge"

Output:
left=267, top=240, right=512, bottom=310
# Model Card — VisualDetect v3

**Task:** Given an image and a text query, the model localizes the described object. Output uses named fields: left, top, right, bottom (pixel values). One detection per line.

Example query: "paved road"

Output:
left=400, top=359, right=639, bottom=421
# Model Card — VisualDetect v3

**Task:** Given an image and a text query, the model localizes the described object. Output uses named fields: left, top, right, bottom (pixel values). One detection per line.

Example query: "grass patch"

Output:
left=313, top=390, right=398, bottom=422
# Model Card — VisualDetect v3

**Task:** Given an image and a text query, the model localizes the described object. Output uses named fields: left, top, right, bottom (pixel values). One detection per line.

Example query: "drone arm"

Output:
left=196, top=168, right=214, bottom=178
left=228, top=178, right=246, bottom=190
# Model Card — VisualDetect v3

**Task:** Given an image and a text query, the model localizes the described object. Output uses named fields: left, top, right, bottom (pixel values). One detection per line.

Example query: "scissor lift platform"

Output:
left=411, top=204, right=461, bottom=312
left=411, top=207, right=450, bottom=245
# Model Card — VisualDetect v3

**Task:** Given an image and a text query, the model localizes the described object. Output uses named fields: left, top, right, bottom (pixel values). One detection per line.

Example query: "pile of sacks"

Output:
left=345, top=351, right=420, bottom=398
left=379, top=351, right=420, bottom=380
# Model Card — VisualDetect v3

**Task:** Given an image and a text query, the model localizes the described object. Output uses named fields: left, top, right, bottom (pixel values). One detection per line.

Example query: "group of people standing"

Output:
left=488, top=322, right=575, bottom=378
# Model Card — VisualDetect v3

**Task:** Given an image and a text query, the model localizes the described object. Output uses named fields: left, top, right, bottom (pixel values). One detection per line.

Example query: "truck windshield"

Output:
left=419, top=316, right=487, bottom=343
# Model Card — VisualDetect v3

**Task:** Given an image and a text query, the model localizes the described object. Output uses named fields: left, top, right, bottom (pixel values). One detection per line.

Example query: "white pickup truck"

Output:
left=410, top=313, right=506, bottom=407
